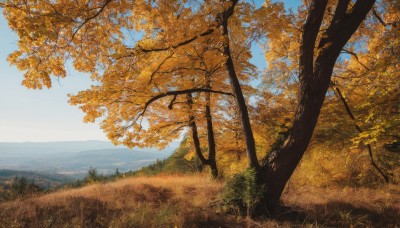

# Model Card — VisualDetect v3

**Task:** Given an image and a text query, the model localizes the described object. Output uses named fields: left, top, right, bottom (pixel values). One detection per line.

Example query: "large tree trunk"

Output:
left=259, top=0, right=376, bottom=214
left=219, top=0, right=375, bottom=216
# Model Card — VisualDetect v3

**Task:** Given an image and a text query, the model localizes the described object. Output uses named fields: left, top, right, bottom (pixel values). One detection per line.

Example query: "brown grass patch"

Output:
left=0, top=174, right=229, bottom=227
left=0, top=174, right=399, bottom=227
left=279, top=184, right=400, bottom=227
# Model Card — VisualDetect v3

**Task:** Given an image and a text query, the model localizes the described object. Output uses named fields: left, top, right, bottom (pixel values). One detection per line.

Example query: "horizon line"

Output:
left=0, top=140, right=111, bottom=143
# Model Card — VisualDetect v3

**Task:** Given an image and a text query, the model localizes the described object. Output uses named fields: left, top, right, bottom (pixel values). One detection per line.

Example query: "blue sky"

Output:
left=0, top=10, right=107, bottom=142
left=0, top=1, right=299, bottom=142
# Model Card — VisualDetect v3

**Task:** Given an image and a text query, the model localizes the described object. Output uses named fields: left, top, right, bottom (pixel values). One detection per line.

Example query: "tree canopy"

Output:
left=1, top=0, right=398, bottom=216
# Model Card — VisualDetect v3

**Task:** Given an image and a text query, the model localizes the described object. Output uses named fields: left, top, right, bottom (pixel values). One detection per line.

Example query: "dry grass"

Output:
left=280, top=184, right=400, bottom=227
left=0, top=174, right=230, bottom=227
left=0, top=174, right=399, bottom=227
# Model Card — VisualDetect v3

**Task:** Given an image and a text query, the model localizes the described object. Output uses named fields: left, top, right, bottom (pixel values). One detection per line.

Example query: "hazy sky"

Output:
left=0, top=1, right=298, bottom=142
left=0, top=10, right=107, bottom=142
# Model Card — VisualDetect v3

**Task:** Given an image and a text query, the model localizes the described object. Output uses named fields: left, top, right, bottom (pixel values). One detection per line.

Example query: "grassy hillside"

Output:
left=0, top=174, right=398, bottom=227
left=0, top=175, right=227, bottom=227
left=0, top=142, right=398, bottom=227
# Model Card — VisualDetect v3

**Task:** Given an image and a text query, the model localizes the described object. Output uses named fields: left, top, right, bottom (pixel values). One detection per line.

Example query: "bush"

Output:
left=10, top=177, right=41, bottom=198
left=84, top=167, right=103, bottom=184
left=222, top=168, right=266, bottom=217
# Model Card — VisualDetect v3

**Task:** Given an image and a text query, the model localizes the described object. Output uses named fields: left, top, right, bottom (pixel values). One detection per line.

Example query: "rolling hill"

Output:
left=0, top=141, right=178, bottom=179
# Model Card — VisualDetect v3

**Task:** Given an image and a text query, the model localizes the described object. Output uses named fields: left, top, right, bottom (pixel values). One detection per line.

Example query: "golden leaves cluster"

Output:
left=4, top=0, right=259, bottom=151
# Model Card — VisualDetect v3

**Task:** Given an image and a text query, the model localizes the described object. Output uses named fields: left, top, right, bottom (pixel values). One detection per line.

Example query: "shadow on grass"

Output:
left=275, top=201, right=399, bottom=227
left=31, top=196, right=121, bottom=228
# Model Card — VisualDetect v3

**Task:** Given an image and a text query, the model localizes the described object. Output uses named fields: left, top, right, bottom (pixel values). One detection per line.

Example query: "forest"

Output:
left=0, top=0, right=399, bottom=226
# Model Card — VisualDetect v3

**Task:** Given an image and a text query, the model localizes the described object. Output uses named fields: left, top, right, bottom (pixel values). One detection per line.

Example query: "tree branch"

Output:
left=70, top=0, right=113, bottom=42
left=136, top=88, right=234, bottom=123
left=372, top=7, right=387, bottom=27
left=299, top=0, right=328, bottom=80
left=187, top=93, right=208, bottom=165
left=127, top=0, right=238, bottom=55
left=124, top=26, right=215, bottom=58
left=342, top=49, right=370, bottom=70
left=318, top=0, right=376, bottom=60
left=334, top=86, right=389, bottom=182
left=148, top=52, right=174, bottom=85
left=331, top=0, right=351, bottom=25
left=168, top=94, right=177, bottom=110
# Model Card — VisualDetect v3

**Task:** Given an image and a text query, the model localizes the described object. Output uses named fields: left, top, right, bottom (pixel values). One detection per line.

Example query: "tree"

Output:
left=255, top=0, right=378, bottom=213
left=187, top=91, right=220, bottom=177
left=2, top=0, right=259, bottom=178
left=85, top=167, right=101, bottom=183
left=11, top=176, right=28, bottom=196
left=2, top=0, right=391, bottom=216
left=261, top=0, right=399, bottom=184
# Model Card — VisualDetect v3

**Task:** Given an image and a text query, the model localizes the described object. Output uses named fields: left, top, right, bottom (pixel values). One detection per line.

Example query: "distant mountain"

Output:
left=0, top=140, right=117, bottom=155
left=0, top=140, right=180, bottom=178
left=56, top=148, right=175, bottom=177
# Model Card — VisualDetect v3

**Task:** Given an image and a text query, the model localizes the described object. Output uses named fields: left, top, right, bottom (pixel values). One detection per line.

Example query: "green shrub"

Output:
left=84, top=167, right=102, bottom=183
left=222, top=168, right=266, bottom=217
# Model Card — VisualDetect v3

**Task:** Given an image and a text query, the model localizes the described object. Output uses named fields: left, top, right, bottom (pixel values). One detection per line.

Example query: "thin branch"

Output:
left=333, top=86, right=389, bottom=182
left=131, top=28, right=216, bottom=54
left=342, top=49, right=370, bottom=70
left=148, top=52, right=174, bottom=85
left=168, top=94, right=177, bottom=110
left=127, top=0, right=238, bottom=55
left=70, top=0, right=113, bottom=42
left=372, top=7, right=387, bottom=27
left=157, top=66, right=207, bottom=74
